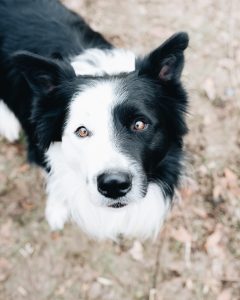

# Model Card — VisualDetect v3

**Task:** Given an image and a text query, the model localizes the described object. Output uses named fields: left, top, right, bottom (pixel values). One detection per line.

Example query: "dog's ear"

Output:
left=12, top=51, right=76, bottom=94
left=12, top=51, right=76, bottom=150
left=138, top=32, right=189, bottom=82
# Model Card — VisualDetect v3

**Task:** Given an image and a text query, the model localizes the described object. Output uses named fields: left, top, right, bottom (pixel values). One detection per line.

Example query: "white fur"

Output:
left=45, top=142, right=169, bottom=240
left=0, top=100, right=21, bottom=142
left=46, top=49, right=168, bottom=239
left=70, top=48, right=136, bottom=76
left=61, top=81, right=145, bottom=205
left=45, top=80, right=169, bottom=239
left=0, top=47, right=169, bottom=239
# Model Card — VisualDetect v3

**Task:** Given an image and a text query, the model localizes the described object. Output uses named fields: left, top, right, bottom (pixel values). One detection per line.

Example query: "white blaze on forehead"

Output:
left=65, top=80, right=119, bottom=135
left=70, top=48, right=136, bottom=76
left=63, top=80, right=129, bottom=175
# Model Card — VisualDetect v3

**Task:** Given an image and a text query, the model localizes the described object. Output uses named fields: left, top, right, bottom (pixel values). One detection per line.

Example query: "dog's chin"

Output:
left=100, top=187, right=148, bottom=209
left=54, top=182, right=169, bottom=240
left=103, top=196, right=140, bottom=209
left=89, top=190, right=136, bottom=209
left=108, top=202, right=127, bottom=208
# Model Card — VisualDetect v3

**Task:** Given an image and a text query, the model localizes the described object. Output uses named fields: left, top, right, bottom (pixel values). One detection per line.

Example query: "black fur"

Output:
left=0, top=0, right=189, bottom=199
left=113, top=35, right=188, bottom=198
left=0, top=0, right=111, bottom=166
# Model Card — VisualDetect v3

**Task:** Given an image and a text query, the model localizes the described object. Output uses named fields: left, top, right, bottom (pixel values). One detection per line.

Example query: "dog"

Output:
left=0, top=0, right=189, bottom=239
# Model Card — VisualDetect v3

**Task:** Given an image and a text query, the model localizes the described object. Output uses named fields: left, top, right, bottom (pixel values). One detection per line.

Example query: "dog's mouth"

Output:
left=108, top=202, right=127, bottom=208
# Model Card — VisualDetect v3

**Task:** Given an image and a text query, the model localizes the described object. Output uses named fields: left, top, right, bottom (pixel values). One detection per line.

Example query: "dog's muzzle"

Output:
left=97, top=171, right=132, bottom=204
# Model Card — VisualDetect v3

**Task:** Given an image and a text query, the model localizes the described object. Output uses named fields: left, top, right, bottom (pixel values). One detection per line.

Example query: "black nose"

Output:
left=97, top=172, right=132, bottom=199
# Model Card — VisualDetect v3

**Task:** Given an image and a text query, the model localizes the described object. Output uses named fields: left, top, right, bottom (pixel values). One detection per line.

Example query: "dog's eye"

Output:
left=132, top=120, right=148, bottom=132
left=75, top=126, right=89, bottom=138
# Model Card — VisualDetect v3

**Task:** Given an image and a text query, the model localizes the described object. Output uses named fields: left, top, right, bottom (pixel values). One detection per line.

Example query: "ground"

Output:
left=0, top=0, right=240, bottom=299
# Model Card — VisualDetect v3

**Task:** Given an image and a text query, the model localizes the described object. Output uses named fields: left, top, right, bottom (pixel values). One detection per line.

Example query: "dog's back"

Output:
left=0, top=0, right=111, bottom=58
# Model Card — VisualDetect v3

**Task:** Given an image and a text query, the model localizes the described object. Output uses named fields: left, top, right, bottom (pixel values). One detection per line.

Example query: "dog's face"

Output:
left=13, top=32, right=189, bottom=239
left=62, top=78, right=148, bottom=208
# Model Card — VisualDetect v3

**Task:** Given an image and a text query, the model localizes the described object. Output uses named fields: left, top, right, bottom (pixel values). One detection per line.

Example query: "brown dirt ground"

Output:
left=0, top=0, right=240, bottom=299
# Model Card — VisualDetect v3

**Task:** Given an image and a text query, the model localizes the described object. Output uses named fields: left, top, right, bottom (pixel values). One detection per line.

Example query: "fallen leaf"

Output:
left=129, top=240, right=144, bottom=262
left=17, top=164, right=30, bottom=173
left=55, top=278, right=75, bottom=295
left=185, top=278, right=193, bottom=290
left=168, top=261, right=184, bottom=276
left=0, top=219, right=13, bottom=242
left=0, top=258, right=12, bottom=282
left=203, top=78, right=216, bottom=101
left=179, top=187, right=194, bottom=199
left=171, top=226, right=192, bottom=243
left=97, top=277, right=113, bottom=286
left=205, top=224, right=225, bottom=258
left=224, top=168, right=238, bottom=189
left=217, top=289, right=232, bottom=300
left=19, top=243, right=34, bottom=258
left=213, top=184, right=224, bottom=203
left=149, top=288, right=157, bottom=300
left=17, top=286, right=28, bottom=297
left=191, top=206, right=208, bottom=219
left=51, top=231, right=62, bottom=240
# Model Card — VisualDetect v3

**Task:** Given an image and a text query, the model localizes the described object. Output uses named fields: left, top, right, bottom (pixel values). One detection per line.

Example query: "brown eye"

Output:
left=132, top=120, right=148, bottom=131
left=75, top=126, right=89, bottom=138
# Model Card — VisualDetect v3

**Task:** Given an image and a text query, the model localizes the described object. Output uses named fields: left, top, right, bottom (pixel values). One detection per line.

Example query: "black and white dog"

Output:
left=0, top=0, right=189, bottom=239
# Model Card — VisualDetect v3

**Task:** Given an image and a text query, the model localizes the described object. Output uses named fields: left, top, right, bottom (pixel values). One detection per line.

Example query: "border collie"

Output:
left=0, top=0, right=189, bottom=239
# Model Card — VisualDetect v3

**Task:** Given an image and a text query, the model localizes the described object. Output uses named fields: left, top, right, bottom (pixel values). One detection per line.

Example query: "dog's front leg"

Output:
left=45, top=194, right=69, bottom=231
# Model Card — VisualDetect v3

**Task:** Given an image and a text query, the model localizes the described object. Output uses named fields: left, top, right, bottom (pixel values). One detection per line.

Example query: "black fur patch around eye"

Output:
left=112, top=71, right=188, bottom=198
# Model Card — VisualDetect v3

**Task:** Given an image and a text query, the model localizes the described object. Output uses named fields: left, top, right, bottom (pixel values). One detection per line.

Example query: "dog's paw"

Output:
left=45, top=202, right=69, bottom=231
left=0, top=100, right=21, bottom=142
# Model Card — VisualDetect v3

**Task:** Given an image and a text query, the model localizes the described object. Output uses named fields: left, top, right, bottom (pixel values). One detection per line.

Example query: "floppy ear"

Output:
left=139, top=32, right=189, bottom=82
left=12, top=51, right=76, bottom=94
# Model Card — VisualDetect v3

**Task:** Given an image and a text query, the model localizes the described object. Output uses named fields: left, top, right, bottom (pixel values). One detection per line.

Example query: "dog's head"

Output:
left=13, top=32, right=189, bottom=239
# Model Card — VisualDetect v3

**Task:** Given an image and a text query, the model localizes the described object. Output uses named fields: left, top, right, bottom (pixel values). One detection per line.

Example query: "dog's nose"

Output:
left=97, top=172, right=132, bottom=199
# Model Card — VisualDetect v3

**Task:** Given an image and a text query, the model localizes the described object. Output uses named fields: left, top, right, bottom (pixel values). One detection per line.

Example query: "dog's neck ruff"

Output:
left=70, top=48, right=136, bottom=76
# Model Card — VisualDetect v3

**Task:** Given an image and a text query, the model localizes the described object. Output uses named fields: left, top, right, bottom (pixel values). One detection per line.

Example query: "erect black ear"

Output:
left=12, top=51, right=76, bottom=94
left=139, top=32, right=189, bottom=82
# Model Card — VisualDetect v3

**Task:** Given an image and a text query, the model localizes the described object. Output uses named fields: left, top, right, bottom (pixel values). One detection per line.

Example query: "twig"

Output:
left=151, top=228, right=166, bottom=293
